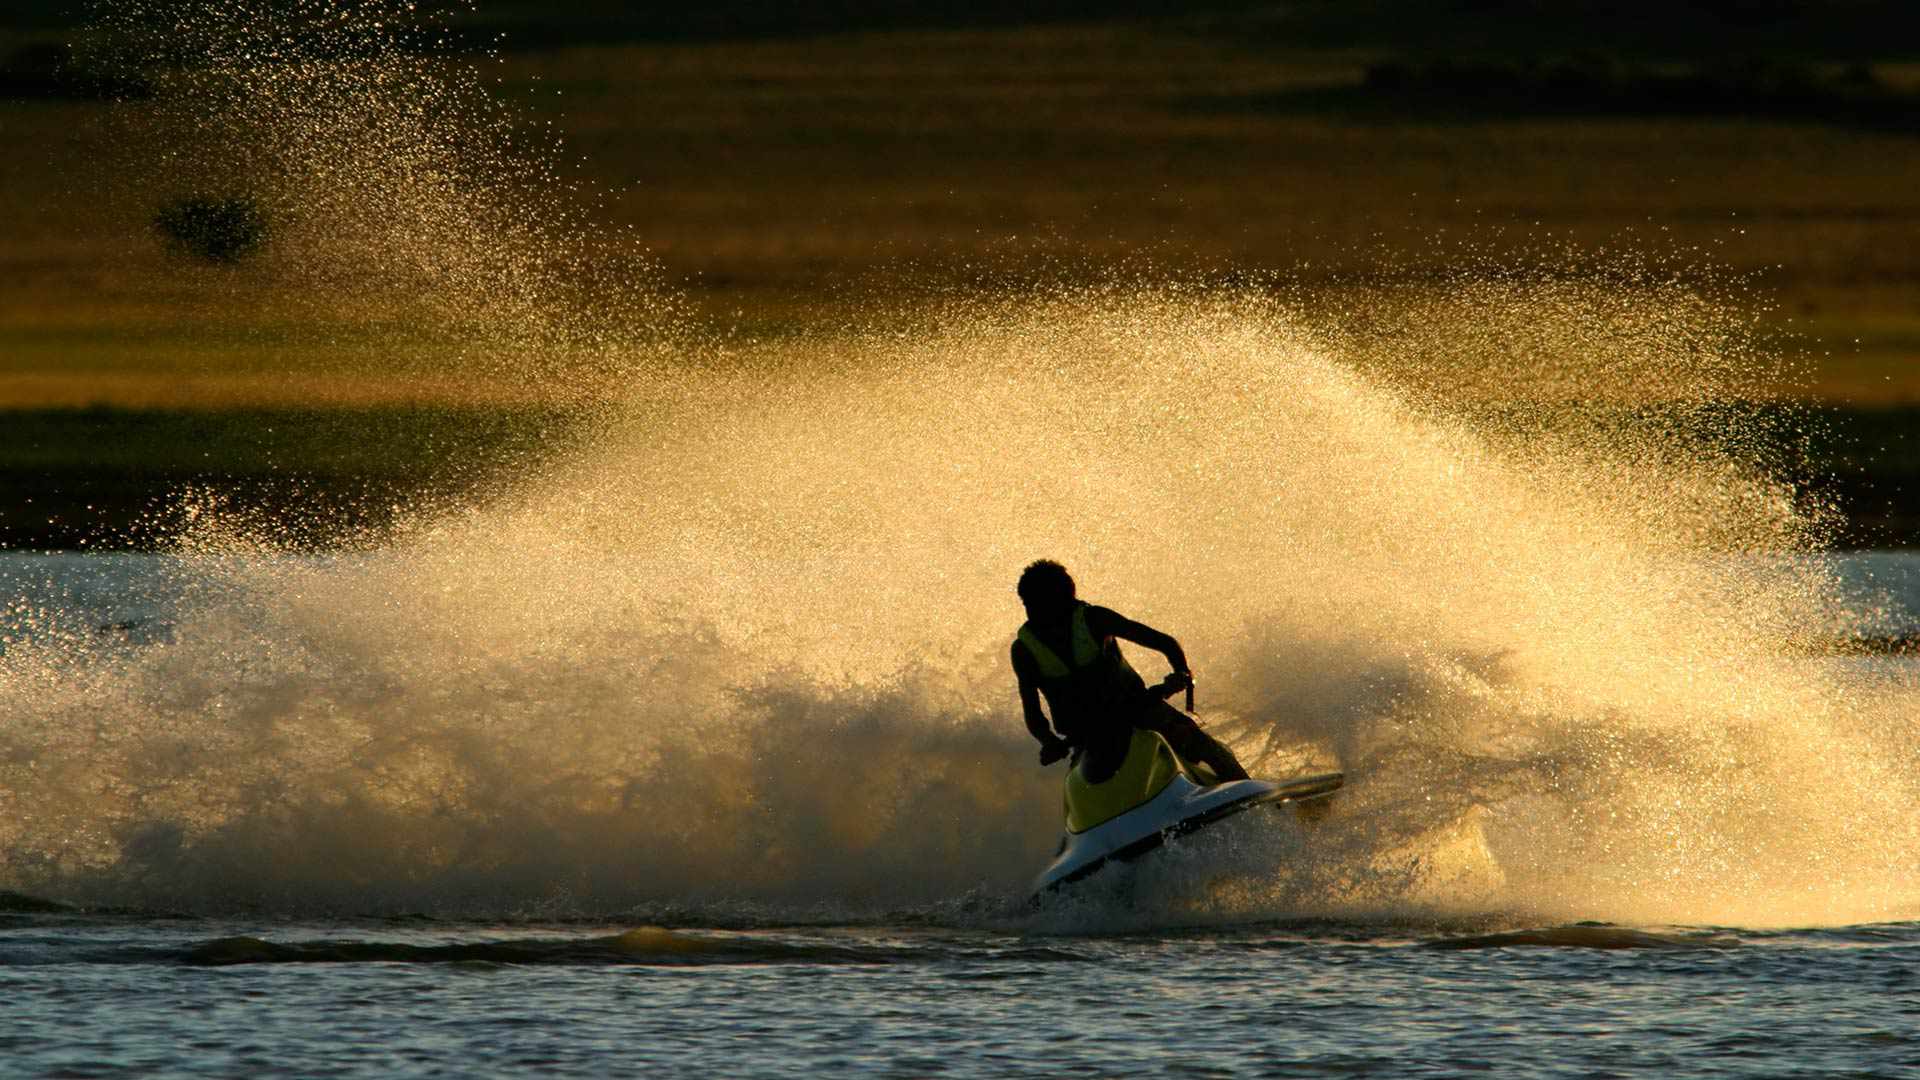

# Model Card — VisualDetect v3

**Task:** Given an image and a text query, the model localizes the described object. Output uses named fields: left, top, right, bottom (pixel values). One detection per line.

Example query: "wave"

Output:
left=174, top=927, right=1057, bottom=967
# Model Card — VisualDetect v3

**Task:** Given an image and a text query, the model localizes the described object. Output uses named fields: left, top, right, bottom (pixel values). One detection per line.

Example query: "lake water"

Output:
left=4, top=915, right=1920, bottom=1078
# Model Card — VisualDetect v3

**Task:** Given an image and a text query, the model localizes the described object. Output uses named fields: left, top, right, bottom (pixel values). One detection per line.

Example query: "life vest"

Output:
left=1016, top=603, right=1146, bottom=731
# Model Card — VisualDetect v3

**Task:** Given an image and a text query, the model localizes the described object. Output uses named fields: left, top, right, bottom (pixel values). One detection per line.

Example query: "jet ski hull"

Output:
left=1032, top=769, right=1343, bottom=895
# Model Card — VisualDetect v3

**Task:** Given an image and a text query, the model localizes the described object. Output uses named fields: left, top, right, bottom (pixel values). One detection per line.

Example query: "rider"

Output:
left=1011, top=560, right=1249, bottom=785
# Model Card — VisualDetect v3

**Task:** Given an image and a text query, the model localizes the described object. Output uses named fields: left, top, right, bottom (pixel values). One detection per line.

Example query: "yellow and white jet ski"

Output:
left=1032, top=684, right=1342, bottom=895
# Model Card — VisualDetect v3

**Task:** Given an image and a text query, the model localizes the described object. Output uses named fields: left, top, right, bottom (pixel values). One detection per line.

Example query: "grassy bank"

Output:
left=4, top=19, right=1916, bottom=399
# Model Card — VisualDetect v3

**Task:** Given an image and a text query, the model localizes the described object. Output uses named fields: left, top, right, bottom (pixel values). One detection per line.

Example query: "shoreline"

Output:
left=4, top=402, right=1915, bottom=552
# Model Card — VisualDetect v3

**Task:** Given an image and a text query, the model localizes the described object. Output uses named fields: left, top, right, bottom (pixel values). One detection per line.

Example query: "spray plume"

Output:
left=2, top=1, right=1915, bottom=927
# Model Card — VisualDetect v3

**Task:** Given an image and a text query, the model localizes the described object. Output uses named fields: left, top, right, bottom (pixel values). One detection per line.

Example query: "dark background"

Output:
left=2, top=1, right=1916, bottom=547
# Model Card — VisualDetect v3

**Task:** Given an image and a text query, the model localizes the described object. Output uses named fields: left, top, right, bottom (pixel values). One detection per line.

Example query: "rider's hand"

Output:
left=1039, top=738, right=1070, bottom=766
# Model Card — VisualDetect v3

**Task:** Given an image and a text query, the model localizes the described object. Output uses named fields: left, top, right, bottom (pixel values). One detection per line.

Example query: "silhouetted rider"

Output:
left=1011, top=560, right=1249, bottom=784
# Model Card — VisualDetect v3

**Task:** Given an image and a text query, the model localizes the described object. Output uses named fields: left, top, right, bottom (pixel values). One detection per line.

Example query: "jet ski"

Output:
left=1031, top=679, right=1343, bottom=895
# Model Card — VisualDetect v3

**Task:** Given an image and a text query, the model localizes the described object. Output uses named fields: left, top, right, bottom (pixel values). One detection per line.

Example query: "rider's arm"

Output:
left=1012, top=642, right=1071, bottom=764
left=1018, top=681, right=1056, bottom=743
left=1093, top=608, right=1192, bottom=679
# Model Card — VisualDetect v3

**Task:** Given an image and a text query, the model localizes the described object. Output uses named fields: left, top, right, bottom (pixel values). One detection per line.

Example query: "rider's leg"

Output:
left=1075, top=724, right=1134, bottom=785
left=1140, top=701, right=1249, bottom=782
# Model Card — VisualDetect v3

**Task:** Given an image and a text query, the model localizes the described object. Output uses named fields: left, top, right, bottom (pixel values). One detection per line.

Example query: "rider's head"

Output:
left=1017, top=560, right=1076, bottom=622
